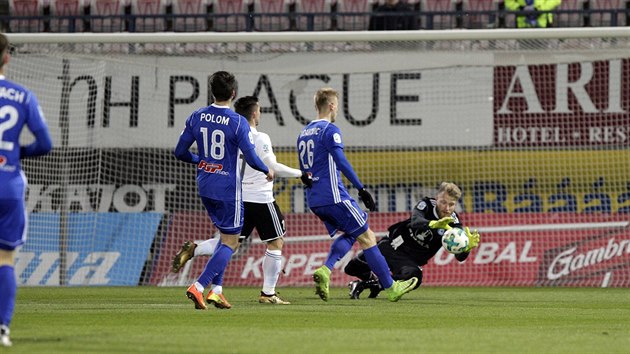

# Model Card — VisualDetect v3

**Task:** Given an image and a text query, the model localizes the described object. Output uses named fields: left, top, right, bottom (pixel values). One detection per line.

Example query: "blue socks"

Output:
left=325, top=235, right=355, bottom=270
left=197, top=244, right=234, bottom=288
left=0, top=265, right=16, bottom=327
left=323, top=235, right=394, bottom=289
left=363, top=246, right=394, bottom=289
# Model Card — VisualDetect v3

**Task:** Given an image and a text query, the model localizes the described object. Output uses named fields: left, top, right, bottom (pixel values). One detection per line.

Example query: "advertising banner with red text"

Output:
left=494, top=59, right=630, bottom=147
left=151, top=212, right=630, bottom=288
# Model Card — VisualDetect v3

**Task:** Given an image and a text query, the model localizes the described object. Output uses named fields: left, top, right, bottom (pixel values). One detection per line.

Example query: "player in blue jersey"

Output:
left=0, top=33, right=53, bottom=347
left=174, top=71, right=274, bottom=310
left=296, top=87, right=417, bottom=302
left=171, top=96, right=312, bottom=306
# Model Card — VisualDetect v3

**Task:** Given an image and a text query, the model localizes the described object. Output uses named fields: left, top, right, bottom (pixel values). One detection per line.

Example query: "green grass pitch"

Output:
left=10, top=286, right=629, bottom=353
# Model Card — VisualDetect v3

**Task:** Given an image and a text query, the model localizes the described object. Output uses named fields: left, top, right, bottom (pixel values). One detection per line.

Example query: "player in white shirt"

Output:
left=172, top=96, right=312, bottom=305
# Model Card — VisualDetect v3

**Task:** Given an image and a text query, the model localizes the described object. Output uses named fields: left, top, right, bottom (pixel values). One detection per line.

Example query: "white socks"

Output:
left=195, top=238, right=219, bottom=257
left=211, top=285, right=223, bottom=295
left=195, top=242, right=283, bottom=296
left=262, top=249, right=282, bottom=295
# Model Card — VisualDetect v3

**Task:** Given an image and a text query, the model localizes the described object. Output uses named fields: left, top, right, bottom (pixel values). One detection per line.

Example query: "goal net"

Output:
left=8, top=29, right=630, bottom=288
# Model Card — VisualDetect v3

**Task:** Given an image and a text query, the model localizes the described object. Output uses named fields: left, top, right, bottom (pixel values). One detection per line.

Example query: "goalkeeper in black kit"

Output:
left=344, top=182, right=481, bottom=299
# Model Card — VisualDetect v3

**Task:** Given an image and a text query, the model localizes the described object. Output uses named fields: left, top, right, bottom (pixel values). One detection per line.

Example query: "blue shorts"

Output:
left=311, top=199, right=369, bottom=239
left=201, top=196, right=243, bottom=235
left=0, top=199, right=27, bottom=251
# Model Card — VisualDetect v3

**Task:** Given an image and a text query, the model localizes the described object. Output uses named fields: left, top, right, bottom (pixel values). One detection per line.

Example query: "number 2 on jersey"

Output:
left=298, top=139, right=314, bottom=169
left=0, top=105, right=19, bottom=151
left=200, top=127, right=225, bottom=160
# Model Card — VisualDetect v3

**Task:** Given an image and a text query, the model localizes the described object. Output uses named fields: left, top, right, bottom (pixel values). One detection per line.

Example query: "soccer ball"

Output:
left=441, top=228, right=469, bottom=254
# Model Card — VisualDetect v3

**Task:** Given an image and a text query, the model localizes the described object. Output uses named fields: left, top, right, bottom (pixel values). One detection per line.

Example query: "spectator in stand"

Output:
left=504, top=0, right=562, bottom=28
left=369, top=0, right=418, bottom=30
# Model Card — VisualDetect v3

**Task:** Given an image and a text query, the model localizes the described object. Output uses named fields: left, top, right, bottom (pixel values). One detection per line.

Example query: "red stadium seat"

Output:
left=461, top=0, right=498, bottom=29
left=252, top=0, right=291, bottom=31
left=589, top=0, right=626, bottom=26
left=421, top=0, right=456, bottom=29
left=294, top=0, right=333, bottom=31
left=336, top=0, right=372, bottom=30
left=130, top=0, right=167, bottom=32
left=49, top=0, right=86, bottom=32
left=212, top=0, right=250, bottom=31
left=89, top=0, right=127, bottom=31
left=172, top=0, right=209, bottom=31
left=555, top=0, right=585, bottom=27
left=8, top=0, right=45, bottom=32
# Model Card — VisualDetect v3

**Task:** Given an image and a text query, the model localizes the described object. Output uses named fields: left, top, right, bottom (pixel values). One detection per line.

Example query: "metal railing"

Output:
left=0, top=8, right=628, bottom=33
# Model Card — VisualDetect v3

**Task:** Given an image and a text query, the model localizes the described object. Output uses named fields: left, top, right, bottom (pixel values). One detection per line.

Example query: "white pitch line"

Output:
left=601, top=272, right=612, bottom=288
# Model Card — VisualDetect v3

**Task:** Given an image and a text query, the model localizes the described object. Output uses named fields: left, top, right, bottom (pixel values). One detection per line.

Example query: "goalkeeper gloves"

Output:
left=300, top=171, right=313, bottom=188
left=358, top=188, right=376, bottom=211
left=464, top=227, right=480, bottom=252
left=428, top=217, right=454, bottom=230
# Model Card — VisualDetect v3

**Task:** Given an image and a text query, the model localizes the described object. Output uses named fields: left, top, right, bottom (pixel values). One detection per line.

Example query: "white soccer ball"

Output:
left=441, top=228, right=469, bottom=254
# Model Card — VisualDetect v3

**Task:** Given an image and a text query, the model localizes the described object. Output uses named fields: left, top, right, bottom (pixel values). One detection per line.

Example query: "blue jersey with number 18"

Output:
left=0, top=77, right=48, bottom=200
left=297, top=119, right=353, bottom=208
left=179, top=103, right=256, bottom=201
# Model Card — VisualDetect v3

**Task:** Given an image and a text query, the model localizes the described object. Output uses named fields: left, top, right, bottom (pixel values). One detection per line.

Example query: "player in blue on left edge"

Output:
left=0, top=33, right=53, bottom=347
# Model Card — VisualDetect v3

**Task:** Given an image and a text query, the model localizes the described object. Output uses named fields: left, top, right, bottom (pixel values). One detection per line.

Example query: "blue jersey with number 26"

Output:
left=297, top=119, right=353, bottom=208
left=0, top=77, right=49, bottom=200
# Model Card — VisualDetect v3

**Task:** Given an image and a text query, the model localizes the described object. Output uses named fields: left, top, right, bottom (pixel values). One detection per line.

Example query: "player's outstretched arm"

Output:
left=258, top=133, right=299, bottom=179
left=328, top=146, right=375, bottom=210
left=329, top=146, right=363, bottom=188
left=262, top=154, right=301, bottom=178
left=428, top=217, right=454, bottom=230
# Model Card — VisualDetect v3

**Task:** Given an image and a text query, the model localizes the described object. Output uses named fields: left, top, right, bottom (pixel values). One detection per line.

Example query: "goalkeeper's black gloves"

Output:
left=358, top=188, right=376, bottom=211
left=300, top=171, right=313, bottom=188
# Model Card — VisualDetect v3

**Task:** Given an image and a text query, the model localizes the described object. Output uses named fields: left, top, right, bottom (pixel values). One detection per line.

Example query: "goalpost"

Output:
left=7, top=28, right=630, bottom=288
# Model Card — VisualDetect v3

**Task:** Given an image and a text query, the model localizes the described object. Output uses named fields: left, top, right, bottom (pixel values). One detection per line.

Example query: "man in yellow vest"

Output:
left=505, top=0, right=562, bottom=28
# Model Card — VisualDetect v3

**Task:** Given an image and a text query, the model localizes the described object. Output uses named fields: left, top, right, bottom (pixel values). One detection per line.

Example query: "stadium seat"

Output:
left=172, top=0, right=209, bottom=31
left=294, top=0, right=333, bottom=31
left=421, top=0, right=457, bottom=29
left=212, top=0, right=250, bottom=31
left=554, top=0, right=585, bottom=27
left=589, top=0, right=626, bottom=26
left=8, top=0, right=45, bottom=32
left=461, top=0, right=498, bottom=29
left=89, top=0, right=127, bottom=31
left=252, top=0, right=291, bottom=31
left=336, top=0, right=372, bottom=30
left=49, top=0, right=86, bottom=32
left=130, top=0, right=167, bottom=32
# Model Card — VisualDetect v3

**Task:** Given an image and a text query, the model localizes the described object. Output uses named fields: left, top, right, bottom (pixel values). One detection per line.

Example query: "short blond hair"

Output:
left=314, top=88, right=338, bottom=112
left=437, top=182, right=462, bottom=200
